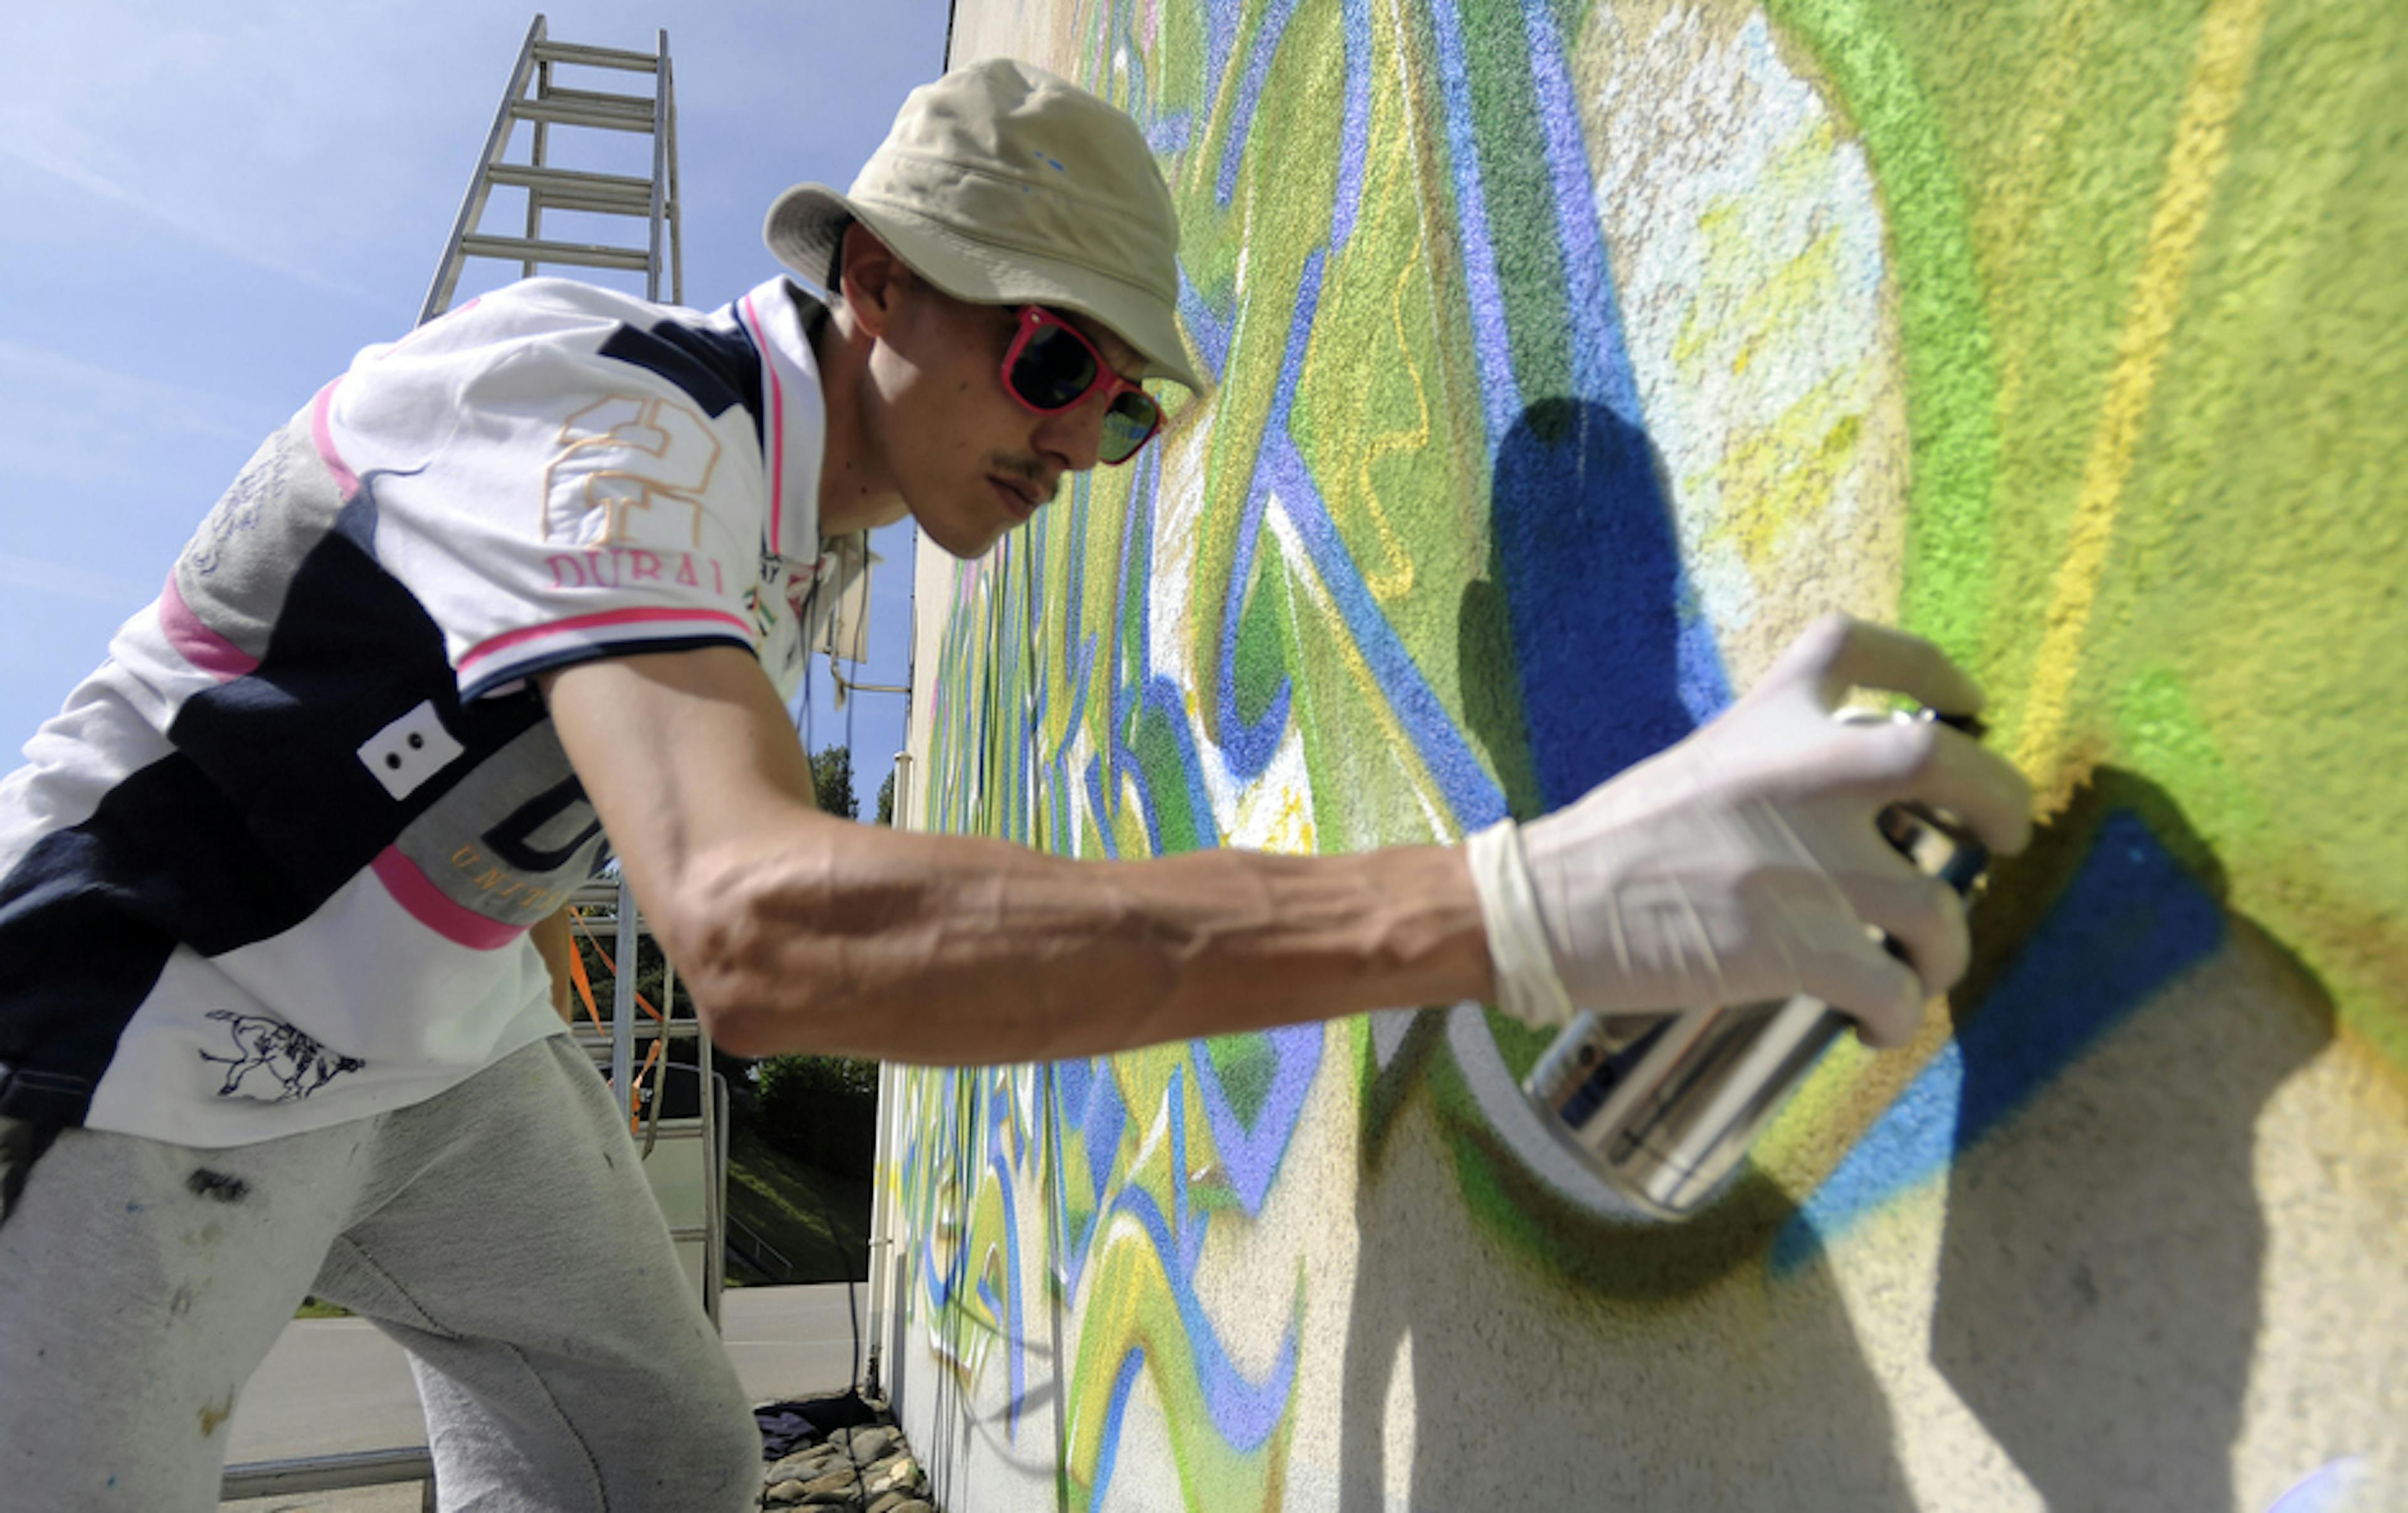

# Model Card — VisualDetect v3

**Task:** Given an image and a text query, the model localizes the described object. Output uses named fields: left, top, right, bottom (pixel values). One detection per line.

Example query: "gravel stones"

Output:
left=756, top=1396, right=936, bottom=1512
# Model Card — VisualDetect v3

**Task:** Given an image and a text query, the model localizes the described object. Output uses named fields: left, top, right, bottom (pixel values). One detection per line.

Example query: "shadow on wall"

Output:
left=1458, top=395, right=1721, bottom=823
left=1450, top=398, right=1810, bottom=1299
left=1391, top=395, right=2335, bottom=1505
left=1930, top=767, right=2335, bottom=1512
left=1444, top=396, right=1825, bottom=1298
left=1328, top=398, right=1916, bottom=1509
left=1334, top=1001, right=1920, bottom=1510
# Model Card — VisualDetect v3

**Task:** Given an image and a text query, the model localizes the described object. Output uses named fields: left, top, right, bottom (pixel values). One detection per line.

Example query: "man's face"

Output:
left=864, top=278, right=1151, bottom=559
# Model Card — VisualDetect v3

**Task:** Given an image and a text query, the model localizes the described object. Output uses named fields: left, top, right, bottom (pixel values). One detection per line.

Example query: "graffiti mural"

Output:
left=884, top=0, right=2408, bottom=1508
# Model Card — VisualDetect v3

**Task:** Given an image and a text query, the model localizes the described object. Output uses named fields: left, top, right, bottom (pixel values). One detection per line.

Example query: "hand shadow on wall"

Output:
left=1927, top=767, right=2335, bottom=1513
left=1431, top=401, right=2334, bottom=1507
left=1327, top=398, right=1915, bottom=1510
left=1456, top=394, right=1723, bottom=821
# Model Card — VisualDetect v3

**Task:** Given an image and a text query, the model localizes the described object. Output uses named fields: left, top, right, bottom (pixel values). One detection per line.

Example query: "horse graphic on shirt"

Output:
left=199, top=1011, right=365, bottom=1101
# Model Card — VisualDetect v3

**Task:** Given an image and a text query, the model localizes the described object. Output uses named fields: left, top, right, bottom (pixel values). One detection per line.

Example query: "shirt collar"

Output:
left=731, top=278, right=826, bottom=562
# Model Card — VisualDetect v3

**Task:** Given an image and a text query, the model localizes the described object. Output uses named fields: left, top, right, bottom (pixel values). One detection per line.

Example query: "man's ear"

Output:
left=837, top=223, right=908, bottom=339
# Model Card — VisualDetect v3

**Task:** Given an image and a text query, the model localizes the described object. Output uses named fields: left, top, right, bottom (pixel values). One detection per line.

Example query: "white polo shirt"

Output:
left=0, top=277, right=852, bottom=1146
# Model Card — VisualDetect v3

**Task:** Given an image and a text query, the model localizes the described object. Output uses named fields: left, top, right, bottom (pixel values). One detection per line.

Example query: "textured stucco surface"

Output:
left=877, top=1, right=2407, bottom=1508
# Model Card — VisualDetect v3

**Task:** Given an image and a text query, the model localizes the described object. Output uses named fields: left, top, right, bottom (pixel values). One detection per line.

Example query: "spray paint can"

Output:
left=1520, top=710, right=1992, bottom=1219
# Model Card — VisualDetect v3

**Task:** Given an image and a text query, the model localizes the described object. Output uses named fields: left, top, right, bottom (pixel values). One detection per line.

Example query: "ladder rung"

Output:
left=532, top=40, right=661, bottom=71
left=488, top=163, right=656, bottom=216
left=459, top=233, right=651, bottom=271
left=574, top=1023, right=702, bottom=1050
left=514, top=96, right=655, bottom=133
left=525, top=190, right=659, bottom=219
left=542, top=84, right=658, bottom=112
left=565, top=917, right=655, bottom=932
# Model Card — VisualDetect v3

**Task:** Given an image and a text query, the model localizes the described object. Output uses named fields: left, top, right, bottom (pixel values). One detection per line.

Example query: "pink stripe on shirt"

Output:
left=369, top=846, right=525, bottom=951
left=457, top=606, right=754, bottom=672
left=157, top=572, right=260, bottom=682
left=738, top=293, right=787, bottom=555
left=309, top=379, right=362, bottom=500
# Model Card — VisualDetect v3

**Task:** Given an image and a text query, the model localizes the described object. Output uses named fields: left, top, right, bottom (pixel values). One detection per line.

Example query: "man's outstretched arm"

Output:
left=544, top=615, right=2036, bottom=1065
left=540, top=645, right=1494, bottom=1063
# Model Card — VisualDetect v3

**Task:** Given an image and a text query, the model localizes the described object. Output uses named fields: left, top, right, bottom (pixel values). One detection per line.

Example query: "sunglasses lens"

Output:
left=1008, top=321, right=1099, bottom=411
left=1100, top=391, right=1162, bottom=465
left=1005, top=311, right=1163, bottom=464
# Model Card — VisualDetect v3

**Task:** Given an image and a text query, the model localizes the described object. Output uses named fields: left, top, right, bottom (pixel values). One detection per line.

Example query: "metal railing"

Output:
left=222, top=1446, right=435, bottom=1509
left=726, top=1210, right=798, bottom=1282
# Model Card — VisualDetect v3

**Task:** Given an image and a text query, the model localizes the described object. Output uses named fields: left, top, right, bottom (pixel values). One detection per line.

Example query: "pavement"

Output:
left=218, top=1282, right=866, bottom=1510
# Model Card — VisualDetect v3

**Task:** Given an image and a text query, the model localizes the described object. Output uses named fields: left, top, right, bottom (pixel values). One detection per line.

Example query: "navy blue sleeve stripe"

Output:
left=461, top=631, right=759, bottom=703
left=0, top=528, right=549, bottom=1122
left=172, top=530, right=546, bottom=901
left=597, top=317, right=765, bottom=450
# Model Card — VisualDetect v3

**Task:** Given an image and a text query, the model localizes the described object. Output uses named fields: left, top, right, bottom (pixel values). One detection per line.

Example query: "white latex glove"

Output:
left=1465, top=615, right=2034, bottom=1048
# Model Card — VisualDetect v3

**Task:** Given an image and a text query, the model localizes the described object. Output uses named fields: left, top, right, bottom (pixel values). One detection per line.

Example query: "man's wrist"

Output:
left=1464, top=819, right=1578, bottom=1029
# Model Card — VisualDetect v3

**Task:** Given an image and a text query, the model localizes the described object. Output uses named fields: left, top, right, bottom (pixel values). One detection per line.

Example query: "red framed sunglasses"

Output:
left=1000, top=306, right=1164, bottom=465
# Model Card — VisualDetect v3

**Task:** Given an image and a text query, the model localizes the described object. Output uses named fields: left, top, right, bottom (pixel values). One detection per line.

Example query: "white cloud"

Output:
left=0, top=138, right=380, bottom=300
left=0, top=339, right=254, bottom=436
left=0, top=337, right=261, bottom=489
left=0, top=0, right=954, bottom=741
left=0, top=552, right=156, bottom=608
left=0, top=0, right=958, bottom=310
left=0, top=2, right=521, bottom=299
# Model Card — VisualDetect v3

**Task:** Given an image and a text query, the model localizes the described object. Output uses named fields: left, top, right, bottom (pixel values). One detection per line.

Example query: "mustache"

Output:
left=990, top=455, right=1057, bottom=500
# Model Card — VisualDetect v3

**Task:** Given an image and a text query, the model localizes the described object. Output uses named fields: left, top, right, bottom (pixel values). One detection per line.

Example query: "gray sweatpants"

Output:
left=0, top=1036, right=761, bottom=1511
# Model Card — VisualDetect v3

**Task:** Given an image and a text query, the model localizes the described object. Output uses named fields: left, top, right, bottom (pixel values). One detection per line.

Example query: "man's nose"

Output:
left=1031, top=390, right=1110, bottom=475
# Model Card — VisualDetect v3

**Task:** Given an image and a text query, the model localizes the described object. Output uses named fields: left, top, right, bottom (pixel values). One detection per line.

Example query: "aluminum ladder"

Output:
left=418, top=14, right=722, bottom=1329
left=221, top=27, right=710, bottom=1507
left=420, top=13, right=684, bottom=323
left=564, top=873, right=729, bottom=1326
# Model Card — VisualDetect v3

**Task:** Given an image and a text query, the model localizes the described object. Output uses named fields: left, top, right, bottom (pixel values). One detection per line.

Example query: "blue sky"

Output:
left=0, top=1, right=954, bottom=817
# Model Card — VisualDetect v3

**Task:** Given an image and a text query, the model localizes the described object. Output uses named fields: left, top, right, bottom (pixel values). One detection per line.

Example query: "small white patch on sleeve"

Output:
left=358, top=700, right=465, bottom=801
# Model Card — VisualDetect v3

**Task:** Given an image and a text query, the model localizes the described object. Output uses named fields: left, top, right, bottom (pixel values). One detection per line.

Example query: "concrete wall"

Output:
left=877, top=1, right=2406, bottom=1507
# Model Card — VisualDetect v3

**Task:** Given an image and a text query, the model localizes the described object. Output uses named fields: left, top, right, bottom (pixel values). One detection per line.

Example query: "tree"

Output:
left=753, top=1052, right=881, bottom=1176
left=808, top=744, right=857, bottom=820
left=874, top=766, right=896, bottom=826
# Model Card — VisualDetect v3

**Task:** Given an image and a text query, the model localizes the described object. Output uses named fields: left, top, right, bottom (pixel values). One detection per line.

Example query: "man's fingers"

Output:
left=1779, top=614, right=1987, bottom=717
left=1803, top=930, right=1928, bottom=1048
left=1924, top=726, right=2034, bottom=855
left=1847, top=872, right=1971, bottom=1000
left=1849, top=719, right=2036, bottom=856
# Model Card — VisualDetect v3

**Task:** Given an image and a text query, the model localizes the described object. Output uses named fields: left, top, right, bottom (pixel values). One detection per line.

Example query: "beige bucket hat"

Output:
left=765, top=58, right=1204, bottom=393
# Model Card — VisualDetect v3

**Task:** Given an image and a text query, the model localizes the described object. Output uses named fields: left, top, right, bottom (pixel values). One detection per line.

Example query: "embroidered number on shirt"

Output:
left=544, top=395, right=722, bottom=549
left=359, top=700, right=466, bottom=801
